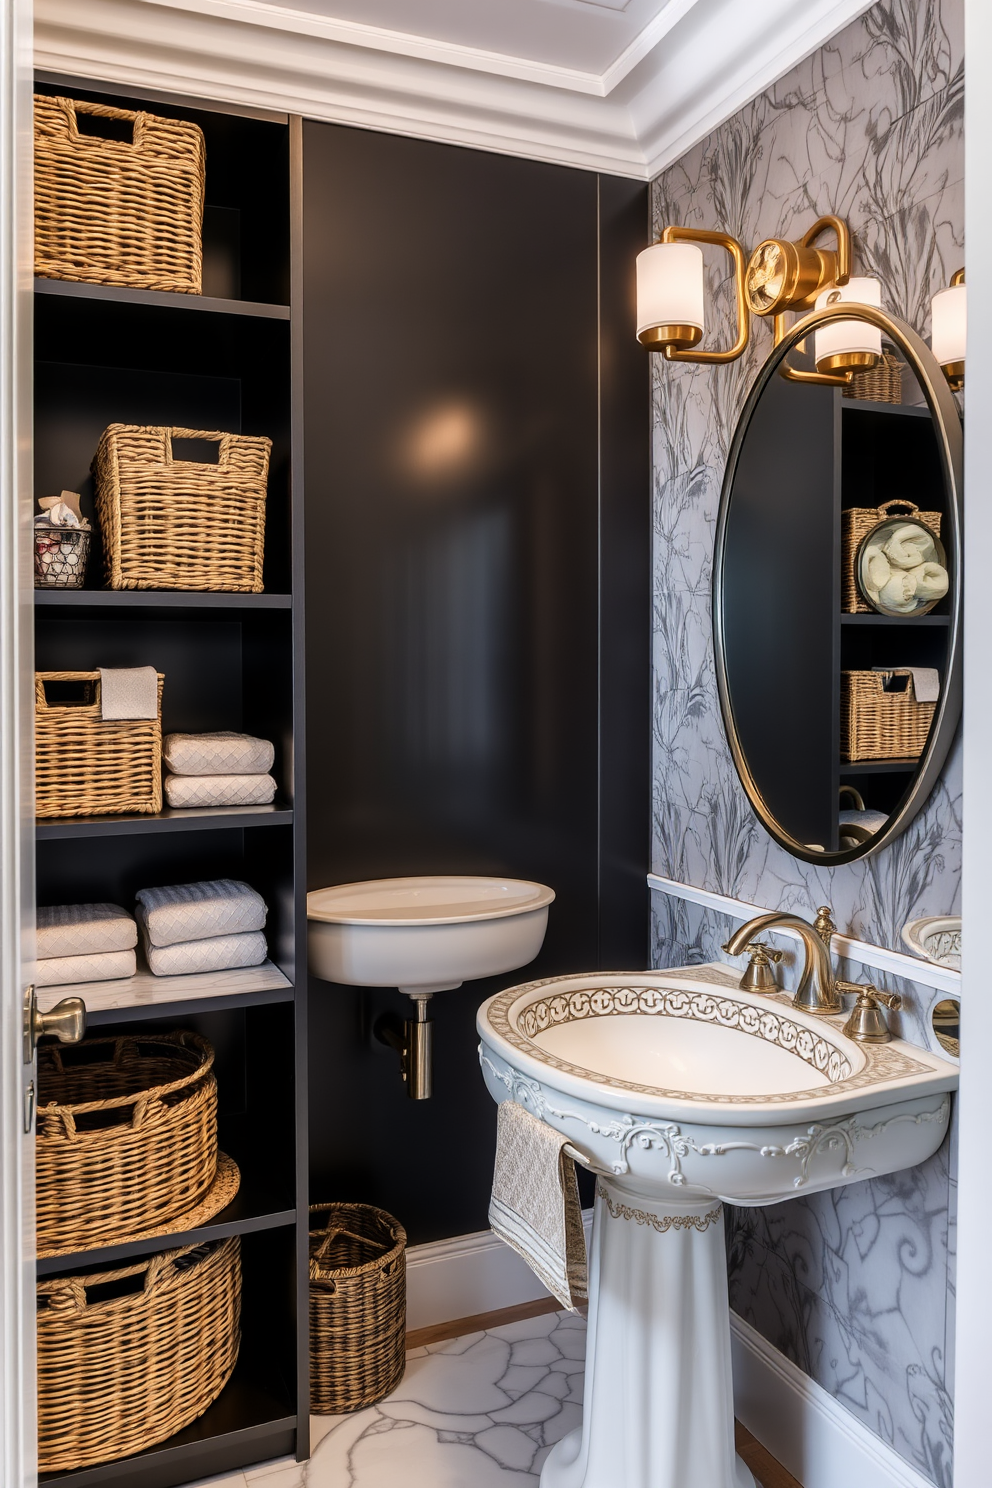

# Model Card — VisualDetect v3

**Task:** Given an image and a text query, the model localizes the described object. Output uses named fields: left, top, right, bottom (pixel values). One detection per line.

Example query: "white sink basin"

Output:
left=478, top=963, right=957, bottom=1488
left=307, top=875, right=554, bottom=993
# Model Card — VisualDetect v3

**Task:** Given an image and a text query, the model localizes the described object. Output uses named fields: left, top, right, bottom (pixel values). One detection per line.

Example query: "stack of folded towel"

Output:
left=35, top=903, right=137, bottom=987
left=135, top=879, right=268, bottom=977
left=163, top=732, right=276, bottom=809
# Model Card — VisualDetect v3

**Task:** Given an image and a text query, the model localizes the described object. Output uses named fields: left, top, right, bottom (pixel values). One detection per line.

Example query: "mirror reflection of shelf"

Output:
left=840, top=613, right=949, bottom=626
left=839, top=758, right=920, bottom=774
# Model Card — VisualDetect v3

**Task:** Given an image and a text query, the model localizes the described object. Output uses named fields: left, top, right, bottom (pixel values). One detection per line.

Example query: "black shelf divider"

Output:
left=840, top=612, right=949, bottom=627
left=83, top=985, right=295, bottom=1026
left=37, top=805, right=293, bottom=840
left=839, top=758, right=919, bottom=775
left=35, top=590, right=292, bottom=610
left=35, top=276, right=291, bottom=321
left=37, top=1205, right=295, bottom=1276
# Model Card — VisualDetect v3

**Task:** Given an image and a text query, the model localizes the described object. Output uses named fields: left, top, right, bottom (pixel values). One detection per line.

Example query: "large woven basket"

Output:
left=34, top=95, right=205, bottom=294
left=36, top=1032, right=237, bottom=1255
left=37, top=1236, right=241, bottom=1472
left=94, top=425, right=270, bottom=592
left=309, top=1203, right=407, bottom=1413
left=841, top=670, right=936, bottom=762
left=842, top=499, right=941, bottom=613
left=35, top=670, right=163, bottom=819
left=842, top=351, right=904, bottom=404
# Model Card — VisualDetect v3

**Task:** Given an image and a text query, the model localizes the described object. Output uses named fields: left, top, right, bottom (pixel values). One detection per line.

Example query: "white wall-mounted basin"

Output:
left=307, top=875, right=554, bottom=993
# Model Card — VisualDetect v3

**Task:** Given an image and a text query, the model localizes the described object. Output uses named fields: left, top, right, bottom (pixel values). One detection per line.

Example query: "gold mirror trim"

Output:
left=712, top=303, right=963, bottom=867
left=659, top=225, right=750, bottom=364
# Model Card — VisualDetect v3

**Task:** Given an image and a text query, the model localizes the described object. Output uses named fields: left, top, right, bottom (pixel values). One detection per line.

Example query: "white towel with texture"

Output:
left=36, top=903, right=137, bottom=959
left=163, top=732, right=275, bottom=776
left=164, top=773, right=276, bottom=808
left=489, top=1098, right=588, bottom=1312
left=135, top=879, right=267, bottom=947
left=99, top=666, right=159, bottom=720
left=35, top=949, right=136, bottom=987
left=145, top=931, right=267, bottom=977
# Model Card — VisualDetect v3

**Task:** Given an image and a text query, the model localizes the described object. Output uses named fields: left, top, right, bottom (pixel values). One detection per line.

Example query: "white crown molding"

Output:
left=35, top=0, right=875, bottom=181
left=647, top=873, right=963, bottom=997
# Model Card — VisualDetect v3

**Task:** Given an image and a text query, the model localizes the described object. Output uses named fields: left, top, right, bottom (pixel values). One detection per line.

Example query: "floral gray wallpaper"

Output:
left=649, top=1, right=961, bottom=1481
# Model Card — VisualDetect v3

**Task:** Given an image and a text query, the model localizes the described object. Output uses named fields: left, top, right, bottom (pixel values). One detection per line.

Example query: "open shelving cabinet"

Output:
left=32, top=79, right=309, bottom=1487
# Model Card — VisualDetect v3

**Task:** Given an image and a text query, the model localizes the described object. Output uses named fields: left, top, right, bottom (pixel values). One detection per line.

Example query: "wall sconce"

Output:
left=931, top=268, right=965, bottom=391
left=637, top=215, right=880, bottom=385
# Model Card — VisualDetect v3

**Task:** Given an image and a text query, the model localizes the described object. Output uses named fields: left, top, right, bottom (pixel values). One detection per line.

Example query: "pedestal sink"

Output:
left=477, top=963, right=958, bottom=1488
left=308, top=875, right=554, bottom=1096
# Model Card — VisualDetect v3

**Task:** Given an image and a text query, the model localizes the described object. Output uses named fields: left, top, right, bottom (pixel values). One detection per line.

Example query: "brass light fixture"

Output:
left=931, top=267, right=965, bottom=390
left=637, top=215, right=882, bottom=385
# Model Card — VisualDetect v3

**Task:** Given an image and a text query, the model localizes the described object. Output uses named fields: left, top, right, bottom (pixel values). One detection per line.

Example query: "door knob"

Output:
left=23, top=985, right=86, bottom=1064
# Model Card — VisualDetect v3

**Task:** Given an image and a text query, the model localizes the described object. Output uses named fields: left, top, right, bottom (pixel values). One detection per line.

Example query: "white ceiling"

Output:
left=257, top=0, right=679, bottom=76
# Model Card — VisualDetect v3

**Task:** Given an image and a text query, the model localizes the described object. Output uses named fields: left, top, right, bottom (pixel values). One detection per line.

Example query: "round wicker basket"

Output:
left=36, top=1031, right=232, bottom=1254
left=37, top=1236, right=241, bottom=1471
left=309, top=1202, right=407, bottom=1414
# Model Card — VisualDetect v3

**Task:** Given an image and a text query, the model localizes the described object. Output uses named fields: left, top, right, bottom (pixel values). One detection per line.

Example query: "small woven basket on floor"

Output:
left=841, top=499, right=941, bottom=614
left=94, top=425, right=270, bottom=592
left=841, top=670, right=936, bottom=762
left=37, top=1236, right=241, bottom=1472
left=34, top=94, right=205, bottom=294
left=309, top=1202, right=407, bottom=1413
left=36, top=1032, right=236, bottom=1255
left=35, top=670, right=163, bottom=818
left=842, top=351, right=904, bottom=404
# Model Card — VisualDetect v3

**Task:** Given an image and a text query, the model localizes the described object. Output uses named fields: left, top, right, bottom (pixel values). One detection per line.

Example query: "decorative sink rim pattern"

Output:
left=481, top=963, right=957, bottom=1124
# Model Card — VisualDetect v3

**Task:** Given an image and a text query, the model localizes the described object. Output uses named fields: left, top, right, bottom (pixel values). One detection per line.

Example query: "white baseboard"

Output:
left=731, top=1312, right=934, bottom=1488
left=407, top=1226, right=932, bottom=1488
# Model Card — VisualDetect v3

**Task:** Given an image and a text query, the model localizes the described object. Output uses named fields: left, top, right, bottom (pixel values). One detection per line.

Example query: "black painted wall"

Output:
left=303, top=122, right=649, bottom=1243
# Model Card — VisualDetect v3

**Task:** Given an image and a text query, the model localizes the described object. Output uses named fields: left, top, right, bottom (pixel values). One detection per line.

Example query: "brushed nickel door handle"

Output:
left=22, top=984, right=86, bottom=1064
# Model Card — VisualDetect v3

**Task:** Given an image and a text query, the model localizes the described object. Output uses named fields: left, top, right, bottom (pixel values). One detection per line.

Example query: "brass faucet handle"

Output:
left=837, top=982, right=902, bottom=1043
left=723, top=940, right=784, bottom=994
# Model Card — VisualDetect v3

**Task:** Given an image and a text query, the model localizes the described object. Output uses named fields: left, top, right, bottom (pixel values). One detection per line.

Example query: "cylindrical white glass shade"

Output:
left=931, top=283, right=966, bottom=367
left=636, top=242, right=705, bottom=339
left=813, top=277, right=883, bottom=367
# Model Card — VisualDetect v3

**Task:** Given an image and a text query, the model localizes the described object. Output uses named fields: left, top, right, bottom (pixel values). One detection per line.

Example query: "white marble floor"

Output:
left=193, top=1310, right=588, bottom=1488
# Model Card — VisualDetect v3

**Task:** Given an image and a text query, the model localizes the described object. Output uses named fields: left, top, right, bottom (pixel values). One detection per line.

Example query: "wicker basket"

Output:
left=841, top=670, right=936, bottom=762
left=34, top=94, right=205, bottom=294
left=842, top=499, right=941, bottom=614
left=37, top=1236, right=241, bottom=1472
left=94, top=425, right=270, bottom=592
left=36, top=1031, right=237, bottom=1255
left=309, top=1203, right=407, bottom=1413
left=35, top=670, right=163, bottom=819
left=843, top=351, right=904, bottom=404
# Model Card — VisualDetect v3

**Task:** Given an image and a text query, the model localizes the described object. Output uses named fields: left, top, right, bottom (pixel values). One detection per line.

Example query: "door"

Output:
left=1, top=1, right=37, bottom=1483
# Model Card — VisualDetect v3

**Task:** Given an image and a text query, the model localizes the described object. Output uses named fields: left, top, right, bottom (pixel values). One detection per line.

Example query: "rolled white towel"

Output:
left=862, top=544, right=890, bottom=598
left=164, top=774, right=276, bottom=809
left=883, top=523, right=936, bottom=569
left=37, top=903, right=137, bottom=959
left=145, top=931, right=267, bottom=977
left=908, top=561, right=949, bottom=602
left=135, top=880, right=267, bottom=948
left=35, top=949, right=136, bottom=987
left=878, top=570, right=918, bottom=611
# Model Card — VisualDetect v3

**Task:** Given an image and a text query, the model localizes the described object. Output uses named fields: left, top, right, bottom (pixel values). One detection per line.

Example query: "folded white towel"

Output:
left=135, top=879, right=267, bottom=948
left=145, top=931, right=267, bottom=977
left=163, top=732, right=275, bottom=776
left=35, top=948, right=136, bottom=987
left=99, top=666, right=159, bottom=720
left=489, top=1098, right=587, bottom=1312
left=36, top=903, right=137, bottom=959
left=164, top=774, right=276, bottom=808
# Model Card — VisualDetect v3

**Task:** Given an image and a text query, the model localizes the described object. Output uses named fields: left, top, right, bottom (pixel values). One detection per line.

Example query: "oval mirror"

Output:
left=713, top=304, right=962, bottom=864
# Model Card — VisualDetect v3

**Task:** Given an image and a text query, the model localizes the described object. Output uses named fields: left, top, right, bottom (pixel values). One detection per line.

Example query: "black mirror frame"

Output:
left=712, top=303, right=963, bottom=866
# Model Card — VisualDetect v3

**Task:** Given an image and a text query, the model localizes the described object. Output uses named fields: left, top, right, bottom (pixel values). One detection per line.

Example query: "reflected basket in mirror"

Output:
left=842, top=500, right=941, bottom=613
left=841, top=669, right=936, bottom=762
left=842, top=350, right=903, bottom=404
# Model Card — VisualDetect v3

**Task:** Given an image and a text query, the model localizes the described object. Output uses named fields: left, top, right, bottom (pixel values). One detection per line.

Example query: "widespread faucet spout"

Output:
left=723, top=906, right=842, bottom=1016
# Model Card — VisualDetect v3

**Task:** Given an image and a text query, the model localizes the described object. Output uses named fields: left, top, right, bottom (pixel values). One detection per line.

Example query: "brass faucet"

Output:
left=723, top=905, right=842, bottom=1016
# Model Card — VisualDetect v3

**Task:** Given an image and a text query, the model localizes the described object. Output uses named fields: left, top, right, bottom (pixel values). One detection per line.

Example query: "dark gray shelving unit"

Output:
left=33, top=81, right=308, bottom=1488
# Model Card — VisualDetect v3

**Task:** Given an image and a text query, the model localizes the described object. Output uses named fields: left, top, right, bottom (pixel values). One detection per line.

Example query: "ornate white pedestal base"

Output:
left=542, top=1183, right=755, bottom=1488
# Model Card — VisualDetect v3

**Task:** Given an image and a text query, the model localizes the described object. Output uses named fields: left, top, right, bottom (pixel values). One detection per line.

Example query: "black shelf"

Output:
left=35, top=590, right=292, bottom=610
left=841, top=398, right=933, bottom=419
left=839, top=758, right=919, bottom=774
left=35, top=276, right=291, bottom=320
left=37, top=805, right=293, bottom=840
left=84, top=985, right=295, bottom=1027
left=840, top=612, right=949, bottom=626
left=37, top=1198, right=295, bottom=1276
left=39, top=1369, right=296, bottom=1488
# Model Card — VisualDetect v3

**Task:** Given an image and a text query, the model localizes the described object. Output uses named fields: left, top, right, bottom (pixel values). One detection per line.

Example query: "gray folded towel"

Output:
left=164, top=774, right=276, bottom=808
left=36, top=903, right=137, bottom=959
left=35, top=949, right=136, bottom=987
left=145, top=931, right=267, bottom=977
left=489, top=1099, right=587, bottom=1312
left=135, top=879, right=267, bottom=947
left=163, top=731, right=275, bottom=776
left=873, top=666, right=940, bottom=703
left=99, top=666, right=159, bottom=720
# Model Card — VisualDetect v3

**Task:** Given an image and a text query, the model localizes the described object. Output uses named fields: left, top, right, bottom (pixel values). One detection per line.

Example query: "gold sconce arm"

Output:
left=773, top=311, right=853, bottom=386
left=660, top=225, right=750, bottom=364
left=801, top=214, right=852, bottom=293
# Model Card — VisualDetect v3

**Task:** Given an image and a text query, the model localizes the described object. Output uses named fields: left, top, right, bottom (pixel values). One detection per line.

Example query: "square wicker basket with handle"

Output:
left=34, top=95, right=205, bottom=294
left=94, top=425, right=271, bottom=592
left=842, top=499, right=941, bottom=613
left=35, top=670, right=164, bottom=818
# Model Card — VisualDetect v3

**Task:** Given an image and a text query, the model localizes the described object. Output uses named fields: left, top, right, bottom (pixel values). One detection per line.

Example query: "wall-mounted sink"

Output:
left=309, top=875, right=554, bottom=1097
left=478, top=963, right=957, bottom=1487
